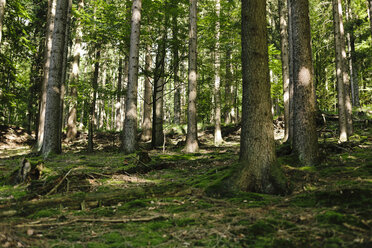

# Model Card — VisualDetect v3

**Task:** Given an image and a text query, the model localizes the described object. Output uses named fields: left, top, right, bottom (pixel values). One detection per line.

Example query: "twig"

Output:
left=46, top=169, right=74, bottom=196
left=14, top=215, right=167, bottom=228
left=131, top=155, right=150, bottom=167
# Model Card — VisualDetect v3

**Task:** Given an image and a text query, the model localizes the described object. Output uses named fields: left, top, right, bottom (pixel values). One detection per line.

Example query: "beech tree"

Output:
left=42, top=0, right=70, bottom=156
left=122, top=0, right=142, bottom=154
left=290, top=0, right=318, bottom=166
left=185, top=0, right=199, bottom=153
left=238, top=0, right=285, bottom=194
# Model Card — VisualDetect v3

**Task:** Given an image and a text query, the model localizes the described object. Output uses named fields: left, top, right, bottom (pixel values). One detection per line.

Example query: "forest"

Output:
left=0, top=0, right=371, bottom=247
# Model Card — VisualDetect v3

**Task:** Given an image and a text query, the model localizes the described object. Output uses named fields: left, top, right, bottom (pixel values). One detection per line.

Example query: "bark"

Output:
left=41, top=0, right=70, bottom=157
left=66, top=0, right=83, bottom=142
left=368, top=0, right=372, bottom=40
left=87, top=49, right=100, bottom=153
left=36, top=0, right=57, bottom=152
left=333, top=0, right=352, bottom=142
left=214, top=0, right=223, bottom=146
left=115, top=58, right=123, bottom=131
left=122, top=0, right=142, bottom=154
left=224, top=47, right=236, bottom=124
left=172, top=12, right=181, bottom=125
left=239, top=0, right=285, bottom=194
left=141, top=45, right=152, bottom=141
left=287, top=0, right=294, bottom=145
left=185, top=0, right=199, bottom=153
left=0, top=0, right=5, bottom=44
left=290, top=0, right=318, bottom=166
left=279, top=0, right=290, bottom=143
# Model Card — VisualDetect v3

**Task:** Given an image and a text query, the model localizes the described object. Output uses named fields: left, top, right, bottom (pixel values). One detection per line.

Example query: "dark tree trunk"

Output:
left=0, top=0, right=5, bottom=44
left=141, top=45, right=152, bottom=141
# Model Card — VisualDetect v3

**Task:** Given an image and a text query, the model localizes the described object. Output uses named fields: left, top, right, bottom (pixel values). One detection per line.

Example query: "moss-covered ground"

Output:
left=0, top=119, right=371, bottom=247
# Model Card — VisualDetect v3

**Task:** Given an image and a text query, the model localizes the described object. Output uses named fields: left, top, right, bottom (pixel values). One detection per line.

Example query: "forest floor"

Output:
left=0, top=114, right=371, bottom=248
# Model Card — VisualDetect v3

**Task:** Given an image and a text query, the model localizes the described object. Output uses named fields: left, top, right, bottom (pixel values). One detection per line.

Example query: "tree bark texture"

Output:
left=287, top=0, right=294, bottom=145
left=141, top=45, right=152, bottom=141
left=214, top=0, right=223, bottom=146
left=42, top=0, right=69, bottom=157
left=279, top=0, right=290, bottom=143
left=172, top=12, right=181, bottom=125
left=0, top=0, right=5, bottom=44
left=36, top=0, right=57, bottom=151
left=185, top=0, right=199, bottom=153
left=333, top=0, right=352, bottom=142
left=87, top=49, right=100, bottom=152
left=66, top=0, right=83, bottom=142
left=368, top=0, right=372, bottom=40
left=239, top=0, right=284, bottom=194
left=115, top=58, right=123, bottom=131
left=122, top=0, right=142, bottom=154
left=290, top=0, right=318, bottom=166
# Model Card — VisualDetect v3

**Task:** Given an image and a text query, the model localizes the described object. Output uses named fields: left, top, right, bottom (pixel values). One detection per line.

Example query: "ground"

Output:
left=0, top=115, right=371, bottom=247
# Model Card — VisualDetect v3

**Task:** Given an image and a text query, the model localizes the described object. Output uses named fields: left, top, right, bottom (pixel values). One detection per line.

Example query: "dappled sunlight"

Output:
left=299, top=67, right=311, bottom=86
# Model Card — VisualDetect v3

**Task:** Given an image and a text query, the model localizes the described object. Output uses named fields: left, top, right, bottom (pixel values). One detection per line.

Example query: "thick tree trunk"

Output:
left=41, top=0, right=70, bottom=157
left=239, top=0, right=285, bottom=194
left=66, top=0, right=83, bottom=142
left=279, top=0, right=290, bottom=143
left=87, top=49, right=100, bottom=153
left=214, top=0, right=223, bottom=146
left=333, top=0, right=352, bottom=142
left=290, top=0, right=318, bottom=166
left=141, top=45, right=152, bottom=141
left=122, top=0, right=142, bottom=154
left=185, top=0, right=199, bottom=153
left=0, top=0, right=5, bottom=44
left=36, top=0, right=57, bottom=152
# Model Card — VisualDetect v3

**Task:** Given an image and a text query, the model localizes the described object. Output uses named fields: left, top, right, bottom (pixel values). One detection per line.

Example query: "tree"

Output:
left=238, top=0, right=285, bottom=193
left=0, top=0, right=5, bottom=44
left=368, top=0, right=372, bottom=40
left=41, top=0, right=70, bottom=156
left=213, top=0, right=223, bottom=146
left=172, top=2, right=181, bottom=125
left=122, top=0, right=142, bottom=154
left=279, top=0, right=290, bottom=142
left=290, top=0, right=318, bottom=166
left=333, top=0, right=352, bottom=142
left=141, top=45, right=152, bottom=141
left=66, top=0, right=84, bottom=142
left=36, top=0, right=57, bottom=152
left=185, top=0, right=199, bottom=153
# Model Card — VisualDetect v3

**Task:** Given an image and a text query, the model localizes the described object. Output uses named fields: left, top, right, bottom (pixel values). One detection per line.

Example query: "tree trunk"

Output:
left=41, top=0, right=70, bottom=157
left=287, top=0, right=294, bottom=145
left=87, top=49, right=100, bottom=152
left=66, top=0, right=83, bottom=142
left=115, top=58, right=123, bottom=131
left=333, top=0, right=352, bottom=142
left=290, top=0, right=318, bottom=166
left=172, top=11, right=181, bottom=125
left=36, top=0, right=57, bottom=152
left=279, top=0, right=290, bottom=143
left=368, top=0, right=372, bottom=41
left=122, top=0, right=142, bottom=154
left=141, top=45, right=152, bottom=141
left=239, top=0, right=286, bottom=194
left=0, top=0, right=5, bottom=44
left=214, top=0, right=223, bottom=146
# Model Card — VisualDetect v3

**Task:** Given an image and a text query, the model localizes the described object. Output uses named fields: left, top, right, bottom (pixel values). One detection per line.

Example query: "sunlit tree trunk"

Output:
left=87, top=49, right=100, bottom=152
left=185, top=0, right=199, bottom=153
left=0, top=0, right=5, bottom=44
left=279, top=0, right=290, bottom=143
left=66, top=0, right=83, bottom=142
left=239, top=0, right=285, bottom=194
left=42, top=0, right=69, bottom=157
left=36, top=0, right=57, bottom=151
left=122, top=0, right=142, bottom=154
left=214, top=0, right=223, bottom=146
left=333, top=0, right=350, bottom=142
left=141, top=45, right=152, bottom=141
left=290, top=0, right=318, bottom=166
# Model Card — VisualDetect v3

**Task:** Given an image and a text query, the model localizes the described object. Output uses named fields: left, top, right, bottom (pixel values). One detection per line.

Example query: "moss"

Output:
left=101, top=232, right=125, bottom=244
left=174, top=217, right=196, bottom=227
left=30, top=208, right=61, bottom=219
left=316, top=211, right=358, bottom=226
left=249, top=220, right=275, bottom=236
left=91, top=207, right=115, bottom=217
left=272, top=238, right=295, bottom=248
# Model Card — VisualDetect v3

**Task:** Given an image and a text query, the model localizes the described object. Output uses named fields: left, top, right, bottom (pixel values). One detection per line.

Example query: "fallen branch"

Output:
left=46, top=169, right=74, bottom=196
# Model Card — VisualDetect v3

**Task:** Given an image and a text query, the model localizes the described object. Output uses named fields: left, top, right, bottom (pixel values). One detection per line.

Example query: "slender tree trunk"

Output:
left=172, top=11, right=181, bottom=125
left=333, top=0, right=351, bottom=142
left=115, top=58, right=123, bottom=131
left=41, top=0, right=69, bottom=157
left=88, top=49, right=100, bottom=152
left=239, top=0, right=285, bottom=194
left=224, top=47, right=235, bottom=124
left=141, top=45, right=152, bottom=141
left=290, top=0, right=318, bottom=166
left=287, top=0, right=294, bottom=145
left=279, top=0, right=290, bottom=143
left=214, top=0, right=223, bottom=146
left=36, top=0, right=57, bottom=151
left=185, top=0, right=199, bottom=153
left=0, top=0, right=5, bottom=44
left=66, top=0, right=83, bottom=142
left=368, top=0, right=372, bottom=40
left=122, top=0, right=142, bottom=154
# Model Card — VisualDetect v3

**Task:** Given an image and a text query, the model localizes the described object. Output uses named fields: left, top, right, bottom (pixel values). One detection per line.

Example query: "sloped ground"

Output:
left=0, top=121, right=371, bottom=248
